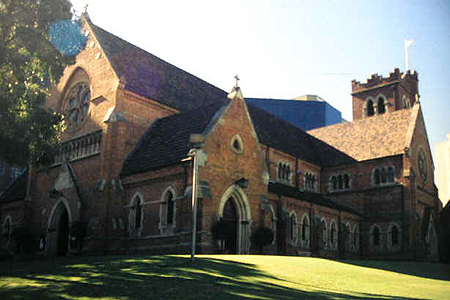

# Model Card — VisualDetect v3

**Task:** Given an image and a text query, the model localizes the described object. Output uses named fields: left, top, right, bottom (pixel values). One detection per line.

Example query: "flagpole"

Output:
left=405, top=40, right=409, bottom=72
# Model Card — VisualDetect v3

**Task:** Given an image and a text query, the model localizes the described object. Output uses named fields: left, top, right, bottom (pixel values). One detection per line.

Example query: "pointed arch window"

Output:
left=373, top=226, right=380, bottom=246
left=380, top=168, right=387, bottom=183
left=288, top=212, right=298, bottom=245
left=403, top=95, right=411, bottom=108
left=331, top=176, right=337, bottom=190
left=166, top=192, right=174, bottom=225
left=344, top=174, right=349, bottom=189
left=160, top=188, right=176, bottom=232
left=321, top=219, right=328, bottom=248
left=134, top=197, right=142, bottom=230
left=264, top=207, right=277, bottom=245
left=388, top=223, right=401, bottom=251
left=373, top=167, right=395, bottom=186
left=346, top=223, right=351, bottom=250
left=305, top=172, right=317, bottom=191
left=330, top=221, right=337, bottom=250
left=391, top=225, right=399, bottom=245
left=278, top=162, right=291, bottom=183
left=367, top=99, right=374, bottom=116
left=377, top=97, right=386, bottom=114
left=301, top=215, right=310, bottom=243
left=374, top=169, right=381, bottom=185
left=330, top=173, right=350, bottom=191
left=387, top=167, right=395, bottom=183
left=3, top=217, right=11, bottom=237
left=352, top=225, right=359, bottom=252
left=129, top=195, right=143, bottom=236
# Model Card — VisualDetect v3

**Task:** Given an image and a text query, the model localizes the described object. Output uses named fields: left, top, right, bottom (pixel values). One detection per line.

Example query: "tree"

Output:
left=0, top=0, right=78, bottom=167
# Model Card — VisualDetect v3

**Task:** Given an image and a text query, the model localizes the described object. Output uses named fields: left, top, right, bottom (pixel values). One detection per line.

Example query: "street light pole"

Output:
left=190, top=148, right=199, bottom=261
left=188, top=134, right=204, bottom=262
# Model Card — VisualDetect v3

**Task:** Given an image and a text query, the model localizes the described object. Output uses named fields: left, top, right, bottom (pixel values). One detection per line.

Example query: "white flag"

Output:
left=405, top=39, right=414, bottom=48
left=405, top=39, right=414, bottom=71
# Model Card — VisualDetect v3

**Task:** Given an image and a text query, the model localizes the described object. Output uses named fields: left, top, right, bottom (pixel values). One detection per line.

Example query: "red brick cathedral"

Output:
left=0, top=14, right=441, bottom=260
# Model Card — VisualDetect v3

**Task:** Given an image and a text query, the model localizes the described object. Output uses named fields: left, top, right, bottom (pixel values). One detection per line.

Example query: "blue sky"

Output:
left=71, top=0, right=450, bottom=161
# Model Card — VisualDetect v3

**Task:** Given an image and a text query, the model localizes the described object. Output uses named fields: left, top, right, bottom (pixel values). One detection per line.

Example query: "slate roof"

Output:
left=308, top=105, right=419, bottom=161
left=268, top=181, right=360, bottom=215
left=246, top=103, right=356, bottom=167
left=0, top=169, right=28, bottom=202
left=121, top=98, right=356, bottom=177
left=87, top=18, right=227, bottom=112
left=121, top=102, right=228, bottom=177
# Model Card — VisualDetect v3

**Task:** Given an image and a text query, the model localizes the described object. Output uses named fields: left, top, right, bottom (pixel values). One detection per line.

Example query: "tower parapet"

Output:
left=351, top=68, right=419, bottom=120
left=352, top=68, right=418, bottom=93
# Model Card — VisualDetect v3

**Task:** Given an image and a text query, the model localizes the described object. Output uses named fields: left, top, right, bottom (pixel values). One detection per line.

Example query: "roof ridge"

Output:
left=404, top=103, right=421, bottom=150
left=308, top=107, right=416, bottom=161
left=246, top=102, right=355, bottom=166
left=308, top=106, right=414, bottom=134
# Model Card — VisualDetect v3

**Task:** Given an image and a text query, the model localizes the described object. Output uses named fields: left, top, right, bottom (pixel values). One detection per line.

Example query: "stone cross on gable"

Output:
left=84, top=3, right=89, bottom=13
left=234, top=75, right=240, bottom=88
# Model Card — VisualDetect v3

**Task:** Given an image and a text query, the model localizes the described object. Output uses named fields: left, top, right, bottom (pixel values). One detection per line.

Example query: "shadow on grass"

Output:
left=340, top=260, right=450, bottom=281
left=0, top=255, right=433, bottom=300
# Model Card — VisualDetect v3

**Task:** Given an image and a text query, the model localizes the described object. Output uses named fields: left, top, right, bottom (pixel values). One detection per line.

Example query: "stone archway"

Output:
left=218, top=185, right=252, bottom=254
left=48, top=199, right=72, bottom=256
left=426, top=222, right=438, bottom=260
left=222, top=198, right=238, bottom=253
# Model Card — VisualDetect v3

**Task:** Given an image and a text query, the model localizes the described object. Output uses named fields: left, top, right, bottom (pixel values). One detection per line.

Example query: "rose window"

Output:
left=65, top=82, right=90, bottom=130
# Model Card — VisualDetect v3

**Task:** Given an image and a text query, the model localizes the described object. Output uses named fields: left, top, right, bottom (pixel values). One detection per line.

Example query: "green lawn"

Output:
left=0, top=255, right=449, bottom=300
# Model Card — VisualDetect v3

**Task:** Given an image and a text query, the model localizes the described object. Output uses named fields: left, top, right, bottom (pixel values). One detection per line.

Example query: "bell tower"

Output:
left=351, top=68, right=419, bottom=120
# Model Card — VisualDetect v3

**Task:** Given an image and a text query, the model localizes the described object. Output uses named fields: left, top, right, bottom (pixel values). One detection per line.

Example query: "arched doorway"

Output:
left=222, top=198, right=238, bottom=253
left=426, top=223, right=438, bottom=260
left=57, top=208, right=69, bottom=255
left=218, top=185, right=252, bottom=254
left=48, top=199, right=71, bottom=256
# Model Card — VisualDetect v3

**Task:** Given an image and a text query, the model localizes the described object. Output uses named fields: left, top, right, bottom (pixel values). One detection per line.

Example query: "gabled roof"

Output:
left=246, top=103, right=356, bottom=167
left=308, top=104, right=420, bottom=161
left=121, top=98, right=356, bottom=177
left=269, top=181, right=360, bottom=215
left=86, top=17, right=227, bottom=112
left=121, top=102, right=228, bottom=177
left=0, top=169, right=28, bottom=202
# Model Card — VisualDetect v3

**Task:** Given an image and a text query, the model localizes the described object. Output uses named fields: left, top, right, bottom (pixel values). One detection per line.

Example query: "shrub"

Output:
left=251, top=227, right=274, bottom=253
left=70, top=221, right=87, bottom=254
left=11, top=226, right=35, bottom=254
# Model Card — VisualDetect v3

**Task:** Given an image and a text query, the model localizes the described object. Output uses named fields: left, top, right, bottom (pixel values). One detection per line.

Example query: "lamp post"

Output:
left=188, top=134, right=204, bottom=261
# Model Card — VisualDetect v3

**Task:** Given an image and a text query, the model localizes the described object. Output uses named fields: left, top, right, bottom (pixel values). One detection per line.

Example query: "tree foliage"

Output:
left=251, top=226, right=274, bottom=253
left=0, top=0, right=75, bottom=166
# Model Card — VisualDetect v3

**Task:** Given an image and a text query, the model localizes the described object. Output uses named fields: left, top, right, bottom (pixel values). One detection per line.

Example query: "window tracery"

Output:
left=277, top=161, right=291, bottom=183
left=330, top=173, right=350, bottom=192
left=160, top=187, right=177, bottom=234
left=288, top=212, right=298, bottom=246
left=373, top=166, right=395, bottom=186
left=64, top=82, right=91, bottom=131
left=129, top=195, right=143, bottom=237
left=304, top=171, right=317, bottom=191
left=300, top=214, right=310, bottom=247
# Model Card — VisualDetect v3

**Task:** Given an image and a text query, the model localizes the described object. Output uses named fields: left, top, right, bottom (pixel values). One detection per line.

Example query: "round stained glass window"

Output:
left=418, top=148, right=428, bottom=184
left=65, top=82, right=90, bottom=130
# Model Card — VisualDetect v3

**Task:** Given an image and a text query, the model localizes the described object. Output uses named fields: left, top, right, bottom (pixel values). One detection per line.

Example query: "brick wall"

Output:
left=352, top=69, right=419, bottom=120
